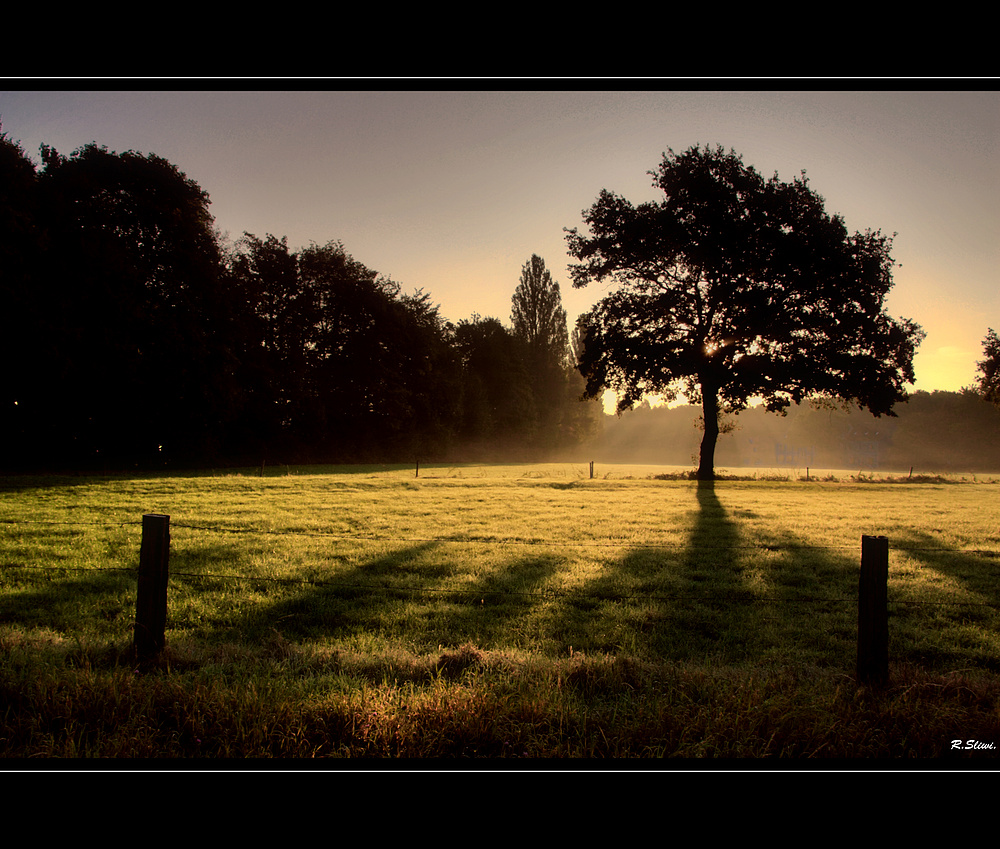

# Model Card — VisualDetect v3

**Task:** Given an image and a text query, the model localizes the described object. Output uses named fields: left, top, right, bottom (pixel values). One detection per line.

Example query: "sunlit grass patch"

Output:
left=2, top=465, right=999, bottom=757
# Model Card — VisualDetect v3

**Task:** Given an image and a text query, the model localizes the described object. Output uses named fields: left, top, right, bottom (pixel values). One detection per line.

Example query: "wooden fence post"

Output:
left=589, top=461, right=594, bottom=479
left=134, top=513, right=170, bottom=663
left=857, top=534, right=889, bottom=686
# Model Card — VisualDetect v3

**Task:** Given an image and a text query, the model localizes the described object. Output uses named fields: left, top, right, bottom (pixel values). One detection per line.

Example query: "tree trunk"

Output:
left=697, top=381, right=719, bottom=480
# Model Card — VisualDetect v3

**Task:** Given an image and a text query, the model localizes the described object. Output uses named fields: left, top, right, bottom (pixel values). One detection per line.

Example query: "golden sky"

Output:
left=2, top=87, right=996, bottom=393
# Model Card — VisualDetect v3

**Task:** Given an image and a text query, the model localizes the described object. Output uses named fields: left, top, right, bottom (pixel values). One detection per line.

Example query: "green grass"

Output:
left=2, top=463, right=999, bottom=759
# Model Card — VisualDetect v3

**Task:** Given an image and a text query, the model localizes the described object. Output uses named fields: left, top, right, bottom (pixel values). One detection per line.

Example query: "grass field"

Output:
left=2, top=463, right=999, bottom=760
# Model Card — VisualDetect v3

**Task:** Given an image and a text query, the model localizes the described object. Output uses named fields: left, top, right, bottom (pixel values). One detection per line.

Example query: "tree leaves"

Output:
left=567, top=144, right=925, bottom=478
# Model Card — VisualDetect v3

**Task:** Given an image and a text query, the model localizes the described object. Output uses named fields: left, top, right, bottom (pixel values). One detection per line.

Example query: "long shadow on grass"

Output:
left=170, top=539, right=445, bottom=645
left=554, top=480, right=861, bottom=668
left=176, top=536, right=562, bottom=651
left=726, top=505, right=861, bottom=668
left=411, top=549, right=564, bottom=649
left=0, top=566, right=134, bottom=638
left=893, top=530, right=1000, bottom=604
left=670, top=479, right=763, bottom=662
left=887, top=529, right=1000, bottom=671
left=165, top=483, right=868, bottom=668
left=552, top=480, right=756, bottom=662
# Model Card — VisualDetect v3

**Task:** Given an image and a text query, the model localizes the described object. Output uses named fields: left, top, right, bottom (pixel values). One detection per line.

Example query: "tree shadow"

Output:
left=884, top=529, right=1000, bottom=671
left=167, top=534, right=562, bottom=653
left=672, top=479, right=764, bottom=660
left=1, top=482, right=872, bottom=676
left=166, top=539, right=444, bottom=645
left=0, top=476, right=82, bottom=495
left=647, top=479, right=775, bottom=662
left=547, top=480, right=755, bottom=661
left=433, top=551, right=564, bottom=647
left=15, top=480, right=992, bottom=678
left=892, top=529, right=1000, bottom=604
left=0, top=565, right=135, bottom=652
left=550, top=479, right=862, bottom=667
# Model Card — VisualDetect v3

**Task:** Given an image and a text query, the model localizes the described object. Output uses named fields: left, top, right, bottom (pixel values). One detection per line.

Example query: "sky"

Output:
left=1, top=87, right=996, bottom=397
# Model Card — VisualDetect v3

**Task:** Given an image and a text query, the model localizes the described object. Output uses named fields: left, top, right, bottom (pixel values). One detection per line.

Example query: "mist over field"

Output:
left=591, top=390, right=1000, bottom=474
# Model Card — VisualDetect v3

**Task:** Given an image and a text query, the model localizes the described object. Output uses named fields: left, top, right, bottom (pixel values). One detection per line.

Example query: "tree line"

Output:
left=5, top=129, right=996, bottom=477
left=0, top=128, right=601, bottom=472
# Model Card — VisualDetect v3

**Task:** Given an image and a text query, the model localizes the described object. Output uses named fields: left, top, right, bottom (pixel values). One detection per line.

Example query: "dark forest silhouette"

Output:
left=0, top=130, right=600, bottom=472
left=3, top=129, right=996, bottom=475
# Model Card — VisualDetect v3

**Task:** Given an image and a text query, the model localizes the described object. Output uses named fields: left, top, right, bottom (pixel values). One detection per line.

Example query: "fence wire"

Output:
left=2, top=517, right=998, bottom=610
left=4, top=516, right=997, bottom=555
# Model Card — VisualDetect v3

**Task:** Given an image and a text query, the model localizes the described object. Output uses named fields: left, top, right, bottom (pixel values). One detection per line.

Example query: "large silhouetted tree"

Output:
left=566, top=145, right=924, bottom=479
left=9, top=141, right=229, bottom=468
left=511, top=254, right=587, bottom=450
left=0, top=125, right=43, bottom=466
left=511, top=254, right=570, bottom=369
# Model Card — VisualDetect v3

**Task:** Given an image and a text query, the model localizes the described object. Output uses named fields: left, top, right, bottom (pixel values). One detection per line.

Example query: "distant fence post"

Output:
left=589, top=461, right=594, bottom=479
left=134, top=513, right=170, bottom=663
left=857, top=534, right=889, bottom=686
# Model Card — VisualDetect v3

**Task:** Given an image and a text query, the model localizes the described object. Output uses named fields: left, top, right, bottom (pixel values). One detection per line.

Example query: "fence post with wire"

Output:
left=134, top=513, right=170, bottom=663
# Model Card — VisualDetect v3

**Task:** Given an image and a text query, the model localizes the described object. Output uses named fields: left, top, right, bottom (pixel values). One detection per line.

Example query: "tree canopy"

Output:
left=222, top=234, right=463, bottom=463
left=511, top=254, right=570, bottom=368
left=2, top=137, right=230, bottom=468
left=453, top=315, right=537, bottom=448
left=510, top=254, right=588, bottom=450
left=566, top=144, right=924, bottom=479
left=0, top=128, right=600, bottom=470
left=975, top=328, right=1000, bottom=407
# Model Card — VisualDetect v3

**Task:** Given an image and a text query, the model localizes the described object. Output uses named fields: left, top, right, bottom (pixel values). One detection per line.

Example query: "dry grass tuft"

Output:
left=435, top=643, right=485, bottom=679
